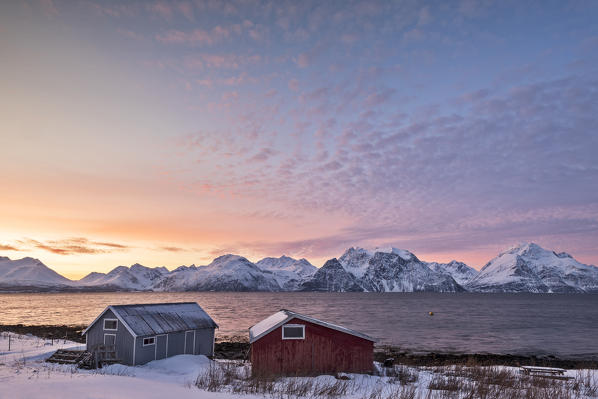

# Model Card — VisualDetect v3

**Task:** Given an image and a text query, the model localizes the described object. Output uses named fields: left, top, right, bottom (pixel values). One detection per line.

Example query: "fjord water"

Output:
left=1, top=292, right=596, bottom=359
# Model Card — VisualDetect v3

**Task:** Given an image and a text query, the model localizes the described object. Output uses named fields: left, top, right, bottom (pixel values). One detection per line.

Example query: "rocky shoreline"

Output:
left=2, top=324, right=596, bottom=369
left=374, top=345, right=598, bottom=369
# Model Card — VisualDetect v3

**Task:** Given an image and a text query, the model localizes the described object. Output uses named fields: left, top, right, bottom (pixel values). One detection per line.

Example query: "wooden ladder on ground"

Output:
left=46, top=349, right=87, bottom=364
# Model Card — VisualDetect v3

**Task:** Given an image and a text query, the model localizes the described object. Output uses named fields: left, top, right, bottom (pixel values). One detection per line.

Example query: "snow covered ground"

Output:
left=1, top=332, right=597, bottom=399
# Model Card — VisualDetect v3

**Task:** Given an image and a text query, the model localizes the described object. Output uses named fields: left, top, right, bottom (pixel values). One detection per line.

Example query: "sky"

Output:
left=1, top=0, right=597, bottom=279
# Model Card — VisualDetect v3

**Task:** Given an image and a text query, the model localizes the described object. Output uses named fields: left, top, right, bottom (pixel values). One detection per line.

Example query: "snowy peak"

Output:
left=374, top=247, right=418, bottom=261
left=338, top=246, right=417, bottom=279
left=208, top=254, right=257, bottom=270
left=497, top=242, right=548, bottom=259
left=338, top=247, right=373, bottom=278
left=256, top=255, right=316, bottom=276
left=0, top=256, right=72, bottom=287
left=77, top=263, right=168, bottom=290
left=428, top=260, right=478, bottom=286
left=333, top=247, right=464, bottom=292
left=299, top=258, right=363, bottom=292
left=256, top=255, right=317, bottom=290
left=154, top=254, right=281, bottom=292
left=469, top=243, right=598, bottom=293
left=360, top=251, right=464, bottom=292
left=555, top=252, right=573, bottom=259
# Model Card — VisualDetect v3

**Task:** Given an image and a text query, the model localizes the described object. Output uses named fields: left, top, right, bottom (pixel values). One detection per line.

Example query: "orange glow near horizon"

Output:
left=2, top=0, right=597, bottom=280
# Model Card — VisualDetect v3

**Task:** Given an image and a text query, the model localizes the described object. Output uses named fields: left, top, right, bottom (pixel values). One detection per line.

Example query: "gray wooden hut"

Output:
left=82, top=302, right=218, bottom=366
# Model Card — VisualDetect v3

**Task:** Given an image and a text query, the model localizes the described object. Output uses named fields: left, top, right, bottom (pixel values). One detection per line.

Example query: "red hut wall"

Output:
left=251, top=318, right=373, bottom=376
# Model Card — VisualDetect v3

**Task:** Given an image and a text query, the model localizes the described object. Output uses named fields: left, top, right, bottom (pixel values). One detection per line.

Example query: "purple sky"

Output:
left=1, top=0, right=597, bottom=276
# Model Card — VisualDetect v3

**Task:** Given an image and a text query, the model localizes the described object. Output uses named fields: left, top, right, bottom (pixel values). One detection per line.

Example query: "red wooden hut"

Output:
left=249, top=309, right=376, bottom=376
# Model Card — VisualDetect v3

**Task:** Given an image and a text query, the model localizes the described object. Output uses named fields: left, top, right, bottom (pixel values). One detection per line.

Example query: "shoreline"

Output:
left=2, top=324, right=596, bottom=369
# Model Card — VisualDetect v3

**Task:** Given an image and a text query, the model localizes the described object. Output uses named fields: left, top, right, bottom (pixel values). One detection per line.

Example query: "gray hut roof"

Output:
left=83, top=302, right=218, bottom=337
left=249, top=309, right=376, bottom=343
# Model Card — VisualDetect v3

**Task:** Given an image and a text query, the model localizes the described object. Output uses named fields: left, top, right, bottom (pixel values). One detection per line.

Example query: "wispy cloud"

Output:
left=39, top=0, right=59, bottom=18
left=0, top=244, right=19, bottom=251
left=160, top=246, right=187, bottom=252
left=3, top=0, right=598, bottom=268
left=10, top=238, right=131, bottom=255
left=156, top=26, right=231, bottom=45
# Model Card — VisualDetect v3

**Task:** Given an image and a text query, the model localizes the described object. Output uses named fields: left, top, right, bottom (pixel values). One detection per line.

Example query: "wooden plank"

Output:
left=520, top=366, right=565, bottom=375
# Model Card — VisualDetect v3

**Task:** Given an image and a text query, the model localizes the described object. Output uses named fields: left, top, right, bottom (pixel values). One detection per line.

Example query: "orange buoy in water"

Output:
left=429, top=311, right=434, bottom=316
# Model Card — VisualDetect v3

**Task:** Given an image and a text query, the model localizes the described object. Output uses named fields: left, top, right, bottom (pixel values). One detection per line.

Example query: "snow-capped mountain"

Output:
left=2, top=243, right=597, bottom=293
left=325, top=247, right=465, bottom=292
left=360, top=251, right=464, bottom=292
left=154, top=254, right=281, bottom=292
left=428, top=260, right=479, bottom=286
left=338, top=247, right=418, bottom=279
left=256, top=255, right=317, bottom=290
left=299, top=258, right=364, bottom=291
left=466, top=243, right=598, bottom=293
left=77, top=263, right=169, bottom=290
left=0, top=256, right=73, bottom=288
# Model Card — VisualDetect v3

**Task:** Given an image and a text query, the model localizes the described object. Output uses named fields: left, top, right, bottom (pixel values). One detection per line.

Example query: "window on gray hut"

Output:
left=104, top=319, right=118, bottom=330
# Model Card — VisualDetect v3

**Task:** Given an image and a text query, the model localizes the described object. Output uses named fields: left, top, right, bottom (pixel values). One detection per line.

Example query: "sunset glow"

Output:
left=1, top=1, right=597, bottom=278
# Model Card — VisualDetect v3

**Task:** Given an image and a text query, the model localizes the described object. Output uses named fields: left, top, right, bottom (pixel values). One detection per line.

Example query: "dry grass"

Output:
left=195, top=361, right=354, bottom=398
left=384, top=365, right=420, bottom=385
left=195, top=361, right=598, bottom=399
left=423, top=365, right=598, bottom=399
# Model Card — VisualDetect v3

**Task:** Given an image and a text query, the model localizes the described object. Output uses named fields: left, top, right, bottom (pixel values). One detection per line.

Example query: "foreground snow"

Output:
left=1, top=332, right=597, bottom=399
left=0, top=332, right=251, bottom=399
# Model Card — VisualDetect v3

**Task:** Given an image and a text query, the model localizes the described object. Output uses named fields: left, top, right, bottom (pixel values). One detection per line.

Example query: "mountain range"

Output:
left=1, top=243, right=597, bottom=293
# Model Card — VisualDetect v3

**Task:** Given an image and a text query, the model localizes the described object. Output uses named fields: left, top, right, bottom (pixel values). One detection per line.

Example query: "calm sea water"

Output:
left=1, top=292, right=597, bottom=359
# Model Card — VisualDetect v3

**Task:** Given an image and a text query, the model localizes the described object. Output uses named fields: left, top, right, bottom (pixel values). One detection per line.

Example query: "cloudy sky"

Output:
left=1, top=0, right=597, bottom=278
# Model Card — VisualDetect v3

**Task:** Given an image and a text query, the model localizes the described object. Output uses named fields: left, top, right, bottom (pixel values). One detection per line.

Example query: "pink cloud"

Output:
left=249, top=148, right=278, bottom=162
left=340, top=33, right=359, bottom=44
left=86, top=2, right=136, bottom=18
left=364, top=87, right=396, bottom=107
left=176, top=2, right=194, bottom=21
left=39, top=0, right=59, bottom=18
left=221, top=91, right=239, bottom=101
left=117, top=28, right=144, bottom=41
left=147, top=1, right=174, bottom=20
left=156, top=26, right=230, bottom=45
left=288, top=78, right=300, bottom=91
left=403, top=28, right=425, bottom=43
left=417, top=6, right=432, bottom=26
left=294, top=44, right=325, bottom=68
left=296, top=53, right=311, bottom=68
left=196, top=79, right=213, bottom=87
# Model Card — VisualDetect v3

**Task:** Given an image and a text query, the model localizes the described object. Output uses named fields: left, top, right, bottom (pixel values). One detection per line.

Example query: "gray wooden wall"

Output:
left=86, top=310, right=215, bottom=366
left=85, top=309, right=134, bottom=365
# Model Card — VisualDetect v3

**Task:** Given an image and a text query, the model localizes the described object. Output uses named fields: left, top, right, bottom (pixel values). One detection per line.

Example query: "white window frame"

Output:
left=282, top=324, right=305, bottom=340
left=143, top=336, right=156, bottom=346
left=103, top=318, right=118, bottom=331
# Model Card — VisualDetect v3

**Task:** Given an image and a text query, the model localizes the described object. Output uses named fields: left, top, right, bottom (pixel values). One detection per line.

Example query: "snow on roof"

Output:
left=83, top=302, right=218, bottom=337
left=249, top=309, right=376, bottom=343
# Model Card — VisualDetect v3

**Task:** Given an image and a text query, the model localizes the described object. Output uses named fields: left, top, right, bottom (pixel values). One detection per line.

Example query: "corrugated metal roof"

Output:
left=83, top=302, right=218, bottom=337
left=249, top=309, right=376, bottom=343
